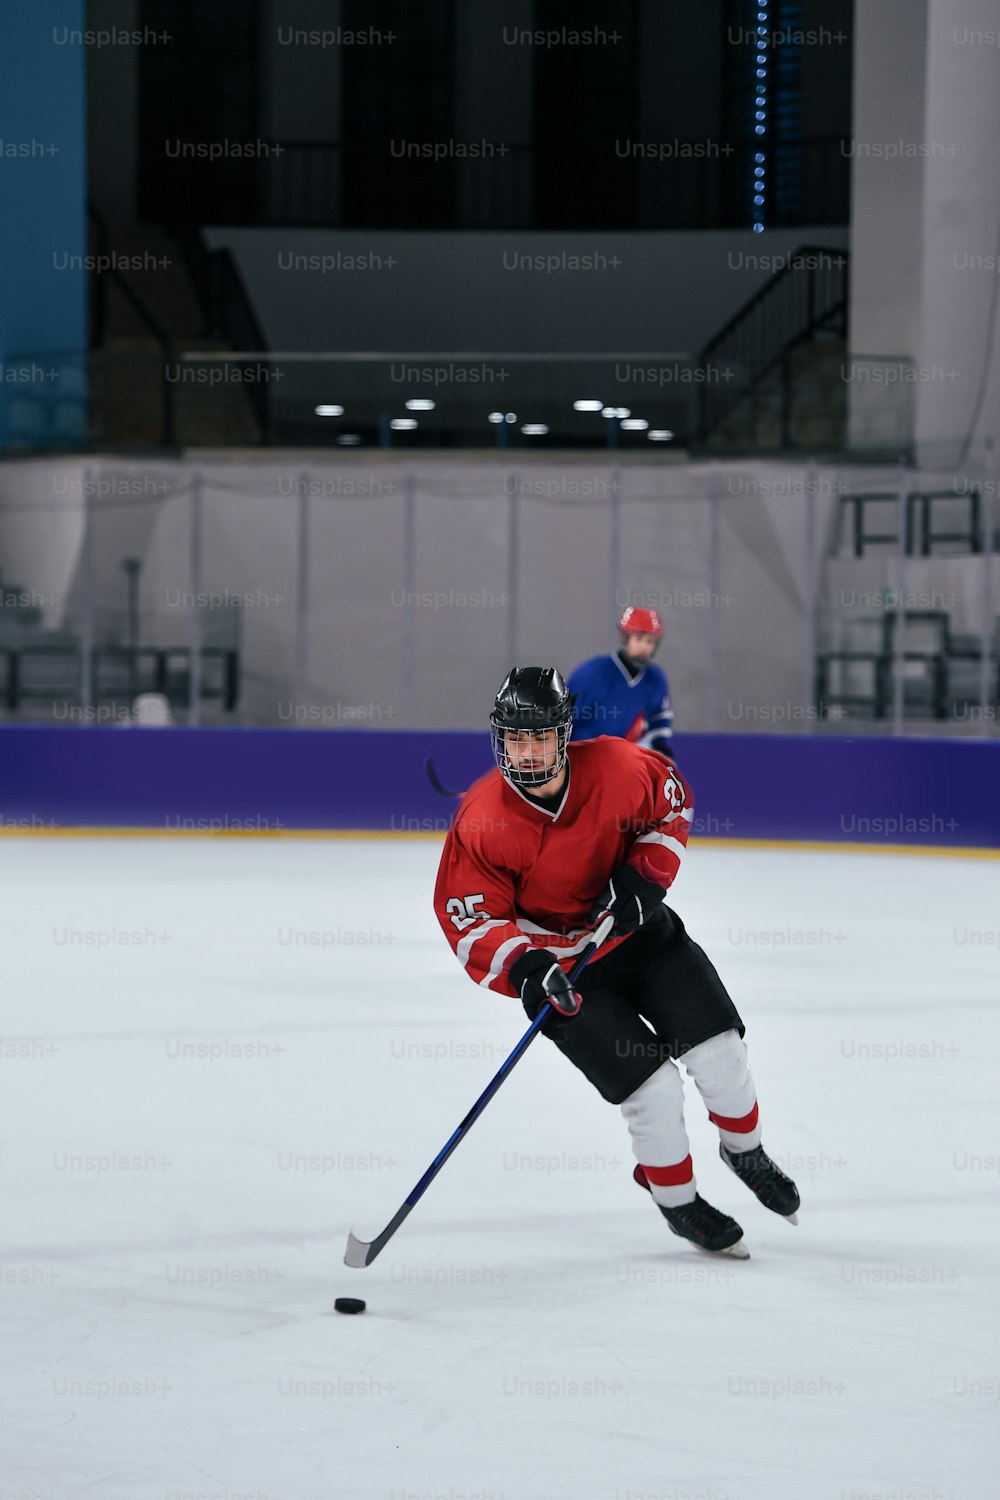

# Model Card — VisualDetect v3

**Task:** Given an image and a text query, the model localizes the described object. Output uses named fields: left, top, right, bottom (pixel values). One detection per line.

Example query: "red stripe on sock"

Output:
left=635, top=1155, right=694, bottom=1188
left=709, top=1101, right=759, bottom=1134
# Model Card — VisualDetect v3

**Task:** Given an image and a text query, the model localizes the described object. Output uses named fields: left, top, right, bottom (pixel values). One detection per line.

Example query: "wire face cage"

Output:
left=489, top=719, right=573, bottom=789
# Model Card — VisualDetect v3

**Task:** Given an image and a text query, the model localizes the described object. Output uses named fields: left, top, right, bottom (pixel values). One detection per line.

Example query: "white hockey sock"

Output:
left=620, top=1060, right=697, bottom=1208
left=681, top=1029, right=763, bottom=1153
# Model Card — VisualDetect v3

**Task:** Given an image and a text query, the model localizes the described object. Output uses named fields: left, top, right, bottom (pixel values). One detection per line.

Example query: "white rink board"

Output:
left=3, top=835, right=998, bottom=1500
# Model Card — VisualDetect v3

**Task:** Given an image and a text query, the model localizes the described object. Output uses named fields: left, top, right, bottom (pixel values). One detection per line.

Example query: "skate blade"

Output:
left=783, top=1211, right=799, bottom=1226
left=706, top=1237, right=750, bottom=1260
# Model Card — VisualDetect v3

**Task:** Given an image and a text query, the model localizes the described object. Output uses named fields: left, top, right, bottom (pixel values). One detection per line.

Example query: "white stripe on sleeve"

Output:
left=477, top=924, right=605, bottom=991
left=479, top=935, right=534, bottom=989
left=457, top=919, right=507, bottom=970
left=634, top=831, right=687, bottom=859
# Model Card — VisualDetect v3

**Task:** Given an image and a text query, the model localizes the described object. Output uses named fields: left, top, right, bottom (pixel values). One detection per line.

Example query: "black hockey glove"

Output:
left=589, top=863, right=666, bottom=936
left=508, top=947, right=582, bottom=1018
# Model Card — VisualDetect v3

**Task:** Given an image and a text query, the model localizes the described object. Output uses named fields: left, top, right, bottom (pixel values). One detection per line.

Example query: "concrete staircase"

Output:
left=706, top=331, right=847, bottom=453
left=95, top=224, right=262, bottom=448
left=695, top=245, right=850, bottom=455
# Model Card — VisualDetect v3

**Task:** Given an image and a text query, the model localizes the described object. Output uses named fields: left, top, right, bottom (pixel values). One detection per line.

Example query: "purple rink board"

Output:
left=0, top=726, right=996, bottom=849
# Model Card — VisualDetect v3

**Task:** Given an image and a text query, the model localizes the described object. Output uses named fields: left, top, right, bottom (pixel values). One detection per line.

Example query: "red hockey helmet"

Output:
left=618, top=605, right=663, bottom=638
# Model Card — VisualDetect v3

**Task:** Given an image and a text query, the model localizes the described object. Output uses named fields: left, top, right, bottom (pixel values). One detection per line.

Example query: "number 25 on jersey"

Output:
left=445, top=894, right=488, bottom=931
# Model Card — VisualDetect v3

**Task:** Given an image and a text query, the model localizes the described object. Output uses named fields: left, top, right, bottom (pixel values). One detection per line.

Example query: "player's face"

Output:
left=624, top=631, right=659, bottom=661
left=503, top=727, right=561, bottom=775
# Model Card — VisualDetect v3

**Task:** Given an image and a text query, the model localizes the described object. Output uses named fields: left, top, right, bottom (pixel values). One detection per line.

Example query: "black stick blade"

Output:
left=425, top=757, right=464, bottom=798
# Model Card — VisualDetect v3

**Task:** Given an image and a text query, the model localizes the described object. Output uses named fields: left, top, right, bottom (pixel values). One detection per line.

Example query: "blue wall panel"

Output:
left=0, top=0, right=87, bottom=447
left=0, top=726, right=996, bottom=849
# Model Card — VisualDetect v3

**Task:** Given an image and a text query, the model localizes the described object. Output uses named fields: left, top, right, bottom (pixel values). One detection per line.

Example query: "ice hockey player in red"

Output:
left=433, top=666, right=799, bottom=1257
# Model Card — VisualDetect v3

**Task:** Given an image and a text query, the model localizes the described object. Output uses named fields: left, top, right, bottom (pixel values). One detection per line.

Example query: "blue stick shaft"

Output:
left=350, top=915, right=613, bottom=1265
left=405, top=1003, right=552, bottom=1204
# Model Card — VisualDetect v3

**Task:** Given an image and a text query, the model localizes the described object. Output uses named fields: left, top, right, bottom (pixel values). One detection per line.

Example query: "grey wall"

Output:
left=205, top=225, right=850, bottom=355
left=0, top=453, right=833, bottom=729
left=6, top=450, right=994, bottom=735
left=849, top=0, right=1000, bottom=465
left=916, top=0, right=1000, bottom=465
left=849, top=0, right=928, bottom=363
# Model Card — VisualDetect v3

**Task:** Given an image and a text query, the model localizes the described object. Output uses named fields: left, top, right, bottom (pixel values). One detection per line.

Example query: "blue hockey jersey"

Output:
left=568, top=653, right=674, bottom=754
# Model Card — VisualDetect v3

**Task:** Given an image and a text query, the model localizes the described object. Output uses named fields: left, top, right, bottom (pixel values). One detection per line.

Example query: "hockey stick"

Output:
left=344, top=911, right=616, bottom=1268
left=424, top=756, right=465, bottom=799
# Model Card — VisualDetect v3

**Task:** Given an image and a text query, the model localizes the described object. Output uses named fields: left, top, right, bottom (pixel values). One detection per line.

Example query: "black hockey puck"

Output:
left=334, top=1297, right=366, bottom=1315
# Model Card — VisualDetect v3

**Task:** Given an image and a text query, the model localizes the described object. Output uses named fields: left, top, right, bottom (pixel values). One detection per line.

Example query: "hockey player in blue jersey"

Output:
left=568, top=606, right=675, bottom=762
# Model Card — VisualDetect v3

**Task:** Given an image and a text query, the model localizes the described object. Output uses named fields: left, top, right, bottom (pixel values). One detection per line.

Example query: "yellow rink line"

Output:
left=0, top=827, right=996, bottom=859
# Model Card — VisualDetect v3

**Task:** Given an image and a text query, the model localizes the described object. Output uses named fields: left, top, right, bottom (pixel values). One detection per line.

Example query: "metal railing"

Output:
left=0, top=644, right=239, bottom=715
left=697, top=244, right=849, bottom=448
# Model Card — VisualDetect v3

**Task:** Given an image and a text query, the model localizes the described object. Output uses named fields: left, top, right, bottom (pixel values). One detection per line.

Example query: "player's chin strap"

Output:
left=344, top=912, right=616, bottom=1269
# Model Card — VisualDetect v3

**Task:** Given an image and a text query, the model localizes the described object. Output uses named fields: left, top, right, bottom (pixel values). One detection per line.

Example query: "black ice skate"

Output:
left=720, top=1143, right=800, bottom=1223
left=634, top=1166, right=748, bottom=1258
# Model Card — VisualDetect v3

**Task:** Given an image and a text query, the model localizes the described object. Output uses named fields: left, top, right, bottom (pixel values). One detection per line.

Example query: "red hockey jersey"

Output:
left=433, top=737, right=693, bottom=997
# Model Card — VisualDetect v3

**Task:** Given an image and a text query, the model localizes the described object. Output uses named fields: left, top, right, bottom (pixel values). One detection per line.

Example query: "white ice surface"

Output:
left=3, top=835, right=998, bottom=1500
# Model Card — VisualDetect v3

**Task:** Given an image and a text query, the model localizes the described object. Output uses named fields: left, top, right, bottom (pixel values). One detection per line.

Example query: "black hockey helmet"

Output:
left=490, top=667, right=573, bottom=788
